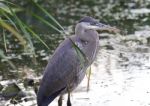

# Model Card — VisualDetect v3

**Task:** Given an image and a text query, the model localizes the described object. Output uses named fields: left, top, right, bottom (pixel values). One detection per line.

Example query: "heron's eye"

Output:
left=90, top=22, right=96, bottom=25
left=81, top=39, right=88, bottom=45
left=90, top=21, right=98, bottom=25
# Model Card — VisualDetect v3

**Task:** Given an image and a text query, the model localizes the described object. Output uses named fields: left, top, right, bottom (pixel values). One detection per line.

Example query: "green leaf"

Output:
left=0, top=1, right=23, bottom=15
left=32, top=13, right=62, bottom=34
left=0, top=10, right=19, bottom=31
left=0, top=18, right=27, bottom=46
left=69, top=38, right=88, bottom=68
left=8, top=6, right=35, bottom=54
left=31, top=0, right=65, bottom=32
left=2, top=29, right=7, bottom=52
left=25, top=25, right=50, bottom=50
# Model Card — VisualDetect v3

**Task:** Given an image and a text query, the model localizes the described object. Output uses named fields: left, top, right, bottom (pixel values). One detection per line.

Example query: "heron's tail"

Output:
left=37, top=87, right=65, bottom=106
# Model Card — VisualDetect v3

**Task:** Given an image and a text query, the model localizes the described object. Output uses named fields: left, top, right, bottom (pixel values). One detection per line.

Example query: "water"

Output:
left=0, top=0, right=150, bottom=105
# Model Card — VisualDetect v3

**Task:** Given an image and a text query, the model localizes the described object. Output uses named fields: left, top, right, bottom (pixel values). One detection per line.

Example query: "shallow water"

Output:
left=1, top=0, right=150, bottom=106
left=1, top=31, right=150, bottom=106
left=49, top=39, right=150, bottom=106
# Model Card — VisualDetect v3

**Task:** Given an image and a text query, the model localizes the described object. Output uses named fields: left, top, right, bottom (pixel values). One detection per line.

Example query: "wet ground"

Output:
left=1, top=0, right=150, bottom=106
left=49, top=32, right=150, bottom=106
left=1, top=30, right=150, bottom=106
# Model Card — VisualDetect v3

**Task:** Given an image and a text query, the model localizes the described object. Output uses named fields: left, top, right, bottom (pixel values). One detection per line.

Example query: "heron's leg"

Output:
left=67, top=91, right=71, bottom=106
left=58, top=95, right=63, bottom=106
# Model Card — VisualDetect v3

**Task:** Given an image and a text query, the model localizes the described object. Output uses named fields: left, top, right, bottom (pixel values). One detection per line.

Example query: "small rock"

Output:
left=2, top=83, right=21, bottom=98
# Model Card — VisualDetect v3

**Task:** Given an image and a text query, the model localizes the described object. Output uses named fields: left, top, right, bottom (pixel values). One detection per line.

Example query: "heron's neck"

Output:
left=75, top=24, right=85, bottom=36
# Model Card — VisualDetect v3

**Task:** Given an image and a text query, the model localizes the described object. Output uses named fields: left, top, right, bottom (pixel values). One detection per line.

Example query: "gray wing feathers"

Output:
left=44, top=50, right=78, bottom=95
left=38, top=38, right=79, bottom=99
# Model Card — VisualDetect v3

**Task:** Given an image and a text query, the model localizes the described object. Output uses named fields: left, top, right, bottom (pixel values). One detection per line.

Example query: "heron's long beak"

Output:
left=94, top=23, right=120, bottom=33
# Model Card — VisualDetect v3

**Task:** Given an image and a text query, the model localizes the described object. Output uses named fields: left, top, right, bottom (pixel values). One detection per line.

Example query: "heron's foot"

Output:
left=58, top=95, right=63, bottom=106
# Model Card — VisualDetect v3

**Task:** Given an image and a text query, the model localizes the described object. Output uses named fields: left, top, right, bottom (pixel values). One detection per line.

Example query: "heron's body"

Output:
left=37, top=16, right=119, bottom=106
left=37, top=30, right=99, bottom=106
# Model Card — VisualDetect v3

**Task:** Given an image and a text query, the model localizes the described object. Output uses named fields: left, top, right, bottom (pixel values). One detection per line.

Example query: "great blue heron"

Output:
left=37, top=16, right=119, bottom=106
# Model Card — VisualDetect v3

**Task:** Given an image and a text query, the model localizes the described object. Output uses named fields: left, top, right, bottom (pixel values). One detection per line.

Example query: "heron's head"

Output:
left=75, top=16, right=120, bottom=35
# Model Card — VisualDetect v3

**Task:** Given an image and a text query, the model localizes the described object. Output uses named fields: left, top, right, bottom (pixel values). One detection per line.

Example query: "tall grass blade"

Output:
left=0, top=1, right=23, bottom=15
left=1, top=10, right=19, bottom=31
left=2, top=29, right=8, bottom=52
left=69, top=38, right=88, bottom=68
left=0, top=18, right=26, bottom=46
left=8, top=6, right=35, bottom=53
left=1, top=7, right=50, bottom=50
left=31, top=1, right=65, bottom=32
left=32, top=13, right=62, bottom=33
left=86, top=66, right=91, bottom=92
left=26, top=25, right=50, bottom=50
